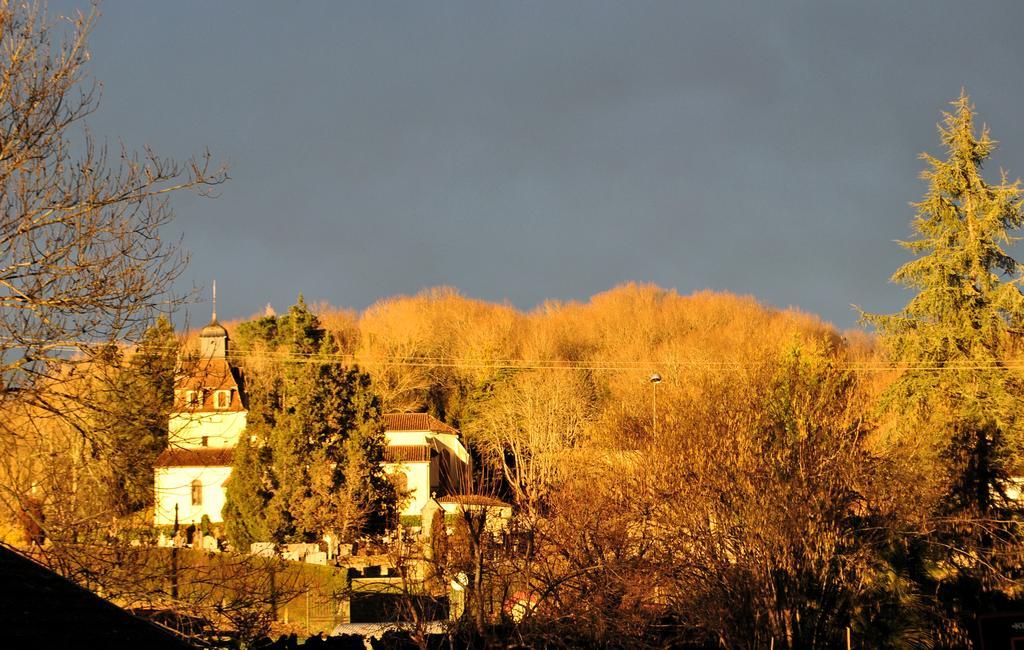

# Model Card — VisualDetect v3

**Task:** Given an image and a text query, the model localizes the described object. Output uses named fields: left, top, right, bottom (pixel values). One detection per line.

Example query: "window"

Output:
left=213, top=390, right=231, bottom=409
left=191, top=479, right=203, bottom=506
left=200, top=436, right=209, bottom=447
left=185, top=390, right=199, bottom=407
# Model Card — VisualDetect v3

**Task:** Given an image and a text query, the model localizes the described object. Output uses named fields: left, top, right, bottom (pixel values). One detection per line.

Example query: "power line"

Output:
left=8, top=339, right=1024, bottom=373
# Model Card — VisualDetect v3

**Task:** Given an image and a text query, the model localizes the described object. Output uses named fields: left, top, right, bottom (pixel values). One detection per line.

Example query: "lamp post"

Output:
left=650, top=373, right=662, bottom=436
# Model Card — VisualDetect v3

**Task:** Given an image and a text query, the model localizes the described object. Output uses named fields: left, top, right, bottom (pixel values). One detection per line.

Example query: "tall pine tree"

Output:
left=865, top=92, right=1024, bottom=516
left=92, top=317, right=178, bottom=515
left=863, top=93, right=1024, bottom=637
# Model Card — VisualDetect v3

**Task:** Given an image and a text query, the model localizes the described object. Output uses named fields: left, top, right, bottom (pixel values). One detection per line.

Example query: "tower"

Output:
left=153, top=282, right=247, bottom=527
left=199, top=281, right=228, bottom=359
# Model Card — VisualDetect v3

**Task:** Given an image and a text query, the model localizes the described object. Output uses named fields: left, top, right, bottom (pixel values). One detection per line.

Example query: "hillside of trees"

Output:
left=12, top=269, right=1024, bottom=646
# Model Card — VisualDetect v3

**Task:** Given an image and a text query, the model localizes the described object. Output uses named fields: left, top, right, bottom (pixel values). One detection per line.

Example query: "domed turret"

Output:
left=199, top=282, right=228, bottom=359
left=200, top=319, right=227, bottom=339
left=199, top=316, right=228, bottom=359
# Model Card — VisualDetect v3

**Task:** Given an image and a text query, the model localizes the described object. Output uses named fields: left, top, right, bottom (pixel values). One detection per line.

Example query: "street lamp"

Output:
left=649, top=373, right=662, bottom=436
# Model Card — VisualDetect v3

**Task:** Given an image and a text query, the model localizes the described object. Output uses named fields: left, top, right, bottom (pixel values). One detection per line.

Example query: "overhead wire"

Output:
left=8, top=338, right=1024, bottom=372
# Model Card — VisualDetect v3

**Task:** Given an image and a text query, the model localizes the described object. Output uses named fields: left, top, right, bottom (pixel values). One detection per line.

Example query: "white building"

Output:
left=152, top=317, right=473, bottom=528
left=153, top=316, right=247, bottom=527
left=382, top=413, right=472, bottom=517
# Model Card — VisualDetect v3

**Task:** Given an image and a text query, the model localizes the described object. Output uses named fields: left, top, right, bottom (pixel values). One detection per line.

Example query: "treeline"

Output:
left=217, top=285, right=866, bottom=646
left=201, top=279, right=1021, bottom=646
left=221, top=284, right=839, bottom=440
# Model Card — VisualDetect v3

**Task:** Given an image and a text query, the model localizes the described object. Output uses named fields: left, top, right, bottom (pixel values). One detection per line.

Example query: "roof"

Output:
left=199, top=319, right=227, bottom=338
left=331, top=621, right=448, bottom=638
left=0, top=546, right=194, bottom=649
left=383, top=413, right=458, bottom=435
left=383, top=445, right=433, bottom=463
left=172, top=358, right=246, bottom=412
left=154, top=447, right=235, bottom=468
left=437, top=495, right=511, bottom=508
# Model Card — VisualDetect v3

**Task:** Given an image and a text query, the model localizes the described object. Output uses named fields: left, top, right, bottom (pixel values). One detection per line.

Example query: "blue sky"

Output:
left=55, top=1, right=1024, bottom=330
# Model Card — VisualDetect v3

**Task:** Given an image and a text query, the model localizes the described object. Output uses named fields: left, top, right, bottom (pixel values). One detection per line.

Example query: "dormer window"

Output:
left=185, top=391, right=200, bottom=407
left=201, top=436, right=209, bottom=447
left=214, top=390, right=231, bottom=410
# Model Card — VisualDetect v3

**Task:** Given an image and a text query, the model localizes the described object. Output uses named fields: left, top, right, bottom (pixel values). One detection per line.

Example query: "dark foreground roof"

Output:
left=0, top=545, right=195, bottom=650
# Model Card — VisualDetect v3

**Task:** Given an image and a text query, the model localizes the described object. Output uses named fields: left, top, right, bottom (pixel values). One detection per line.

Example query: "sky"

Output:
left=51, top=1, right=1024, bottom=331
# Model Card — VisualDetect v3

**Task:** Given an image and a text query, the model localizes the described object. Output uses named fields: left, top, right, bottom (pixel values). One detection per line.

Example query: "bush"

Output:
left=399, top=515, right=422, bottom=529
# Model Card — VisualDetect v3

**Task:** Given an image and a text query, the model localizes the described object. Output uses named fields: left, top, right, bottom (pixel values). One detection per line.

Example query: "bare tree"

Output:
left=466, top=369, right=595, bottom=513
left=0, top=0, right=224, bottom=541
left=0, top=4, right=234, bottom=640
left=0, top=0, right=225, bottom=404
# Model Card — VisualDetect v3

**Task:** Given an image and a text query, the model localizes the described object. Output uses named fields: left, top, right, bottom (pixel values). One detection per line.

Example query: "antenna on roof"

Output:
left=212, top=280, right=217, bottom=323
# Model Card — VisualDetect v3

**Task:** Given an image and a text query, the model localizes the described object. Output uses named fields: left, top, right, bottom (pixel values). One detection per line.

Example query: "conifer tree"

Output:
left=864, top=95, right=1024, bottom=637
left=224, top=296, right=395, bottom=547
left=92, top=317, right=178, bottom=515
left=865, top=92, right=1024, bottom=518
left=222, top=433, right=274, bottom=550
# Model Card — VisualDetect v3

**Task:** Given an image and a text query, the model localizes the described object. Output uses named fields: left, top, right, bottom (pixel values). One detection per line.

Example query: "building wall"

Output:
left=432, top=433, right=471, bottom=493
left=439, top=501, right=513, bottom=533
left=154, top=465, right=233, bottom=526
left=168, top=411, right=247, bottom=449
left=384, top=430, right=471, bottom=497
left=433, top=433, right=470, bottom=464
left=383, top=461, right=432, bottom=517
left=384, top=430, right=428, bottom=446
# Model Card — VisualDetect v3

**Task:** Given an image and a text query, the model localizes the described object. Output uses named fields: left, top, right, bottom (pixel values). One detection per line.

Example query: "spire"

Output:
left=199, top=281, right=228, bottom=359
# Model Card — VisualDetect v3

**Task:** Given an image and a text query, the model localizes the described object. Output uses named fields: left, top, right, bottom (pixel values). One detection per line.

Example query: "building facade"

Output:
left=153, top=321, right=472, bottom=528
left=381, top=412, right=472, bottom=517
left=153, top=317, right=247, bottom=526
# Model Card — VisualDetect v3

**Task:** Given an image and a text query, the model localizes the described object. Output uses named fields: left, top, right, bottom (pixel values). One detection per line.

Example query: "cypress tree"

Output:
left=93, top=317, right=178, bottom=515
left=223, top=295, right=395, bottom=546
left=223, top=429, right=276, bottom=550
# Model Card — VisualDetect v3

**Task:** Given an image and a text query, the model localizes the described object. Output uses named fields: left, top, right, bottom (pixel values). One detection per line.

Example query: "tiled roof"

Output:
left=172, top=357, right=246, bottom=412
left=154, top=447, right=234, bottom=468
left=383, top=445, right=433, bottom=463
left=438, top=494, right=511, bottom=508
left=383, top=412, right=458, bottom=435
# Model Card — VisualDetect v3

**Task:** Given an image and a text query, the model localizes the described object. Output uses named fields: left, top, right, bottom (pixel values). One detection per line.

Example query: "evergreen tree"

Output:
left=225, top=311, right=291, bottom=545
left=92, top=317, right=178, bottom=515
left=863, top=92, right=1024, bottom=639
left=224, top=296, right=395, bottom=547
left=865, top=92, right=1024, bottom=516
left=274, top=310, right=395, bottom=539
left=279, top=293, right=324, bottom=353
left=222, top=432, right=274, bottom=551
left=233, top=314, right=279, bottom=356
